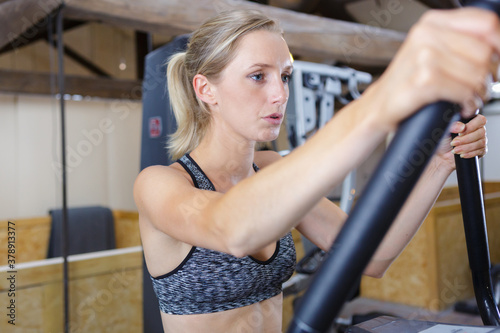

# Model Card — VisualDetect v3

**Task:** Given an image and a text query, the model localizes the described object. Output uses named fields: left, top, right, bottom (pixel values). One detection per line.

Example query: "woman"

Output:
left=134, top=8, right=495, bottom=333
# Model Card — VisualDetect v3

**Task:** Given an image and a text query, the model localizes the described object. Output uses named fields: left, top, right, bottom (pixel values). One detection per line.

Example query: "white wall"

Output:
left=0, top=94, right=142, bottom=220
left=483, top=102, right=500, bottom=182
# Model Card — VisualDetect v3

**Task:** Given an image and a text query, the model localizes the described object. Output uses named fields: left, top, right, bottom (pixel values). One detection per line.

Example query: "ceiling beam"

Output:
left=0, top=0, right=63, bottom=51
left=45, top=39, right=113, bottom=78
left=63, top=0, right=406, bottom=66
left=0, top=19, right=85, bottom=55
left=0, top=70, right=142, bottom=100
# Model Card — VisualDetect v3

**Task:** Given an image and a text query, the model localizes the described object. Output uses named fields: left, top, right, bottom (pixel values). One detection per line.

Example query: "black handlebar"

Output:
left=454, top=132, right=500, bottom=325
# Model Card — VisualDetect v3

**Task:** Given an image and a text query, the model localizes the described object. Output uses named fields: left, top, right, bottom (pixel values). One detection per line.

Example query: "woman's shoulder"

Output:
left=134, top=162, right=193, bottom=197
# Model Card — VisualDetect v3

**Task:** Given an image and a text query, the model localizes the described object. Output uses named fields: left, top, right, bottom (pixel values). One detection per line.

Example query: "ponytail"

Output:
left=166, top=52, right=210, bottom=160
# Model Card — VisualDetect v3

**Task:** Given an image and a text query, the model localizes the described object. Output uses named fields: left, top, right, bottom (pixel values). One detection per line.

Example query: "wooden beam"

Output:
left=0, top=70, right=142, bottom=100
left=417, top=0, right=456, bottom=9
left=64, top=0, right=406, bottom=66
left=0, top=0, right=63, bottom=50
left=0, top=19, right=86, bottom=55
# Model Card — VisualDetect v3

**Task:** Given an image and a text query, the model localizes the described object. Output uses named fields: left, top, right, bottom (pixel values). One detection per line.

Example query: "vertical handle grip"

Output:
left=454, top=117, right=500, bottom=325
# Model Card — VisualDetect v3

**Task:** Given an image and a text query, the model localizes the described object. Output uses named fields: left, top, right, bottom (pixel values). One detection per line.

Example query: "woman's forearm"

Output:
left=364, top=155, right=453, bottom=277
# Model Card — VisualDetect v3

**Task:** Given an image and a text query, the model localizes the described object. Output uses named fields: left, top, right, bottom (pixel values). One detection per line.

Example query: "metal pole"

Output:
left=56, top=4, right=70, bottom=333
left=454, top=141, right=500, bottom=325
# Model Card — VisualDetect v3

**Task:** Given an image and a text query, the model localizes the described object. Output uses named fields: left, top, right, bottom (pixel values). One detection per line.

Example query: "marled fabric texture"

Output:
left=150, top=153, right=297, bottom=315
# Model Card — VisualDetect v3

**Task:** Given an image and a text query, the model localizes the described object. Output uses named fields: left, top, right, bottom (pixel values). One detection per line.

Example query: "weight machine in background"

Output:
left=282, top=61, right=373, bottom=302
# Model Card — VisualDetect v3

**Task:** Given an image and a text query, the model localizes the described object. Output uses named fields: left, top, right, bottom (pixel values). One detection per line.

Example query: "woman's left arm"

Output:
left=364, top=114, right=488, bottom=277
left=296, top=115, right=487, bottom=278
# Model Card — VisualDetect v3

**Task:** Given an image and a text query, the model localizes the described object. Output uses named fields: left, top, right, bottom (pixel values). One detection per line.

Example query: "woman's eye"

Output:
left=251, top=73, right=264, bottom=81
left=282, top=74, right=292, bottom=84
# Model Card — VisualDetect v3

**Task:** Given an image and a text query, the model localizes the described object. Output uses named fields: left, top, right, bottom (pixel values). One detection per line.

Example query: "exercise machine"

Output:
left=287, top=0, right=500, bottom=332
left=283, top=61, right=372, bottom=297
left=140, top=34, right=190, bottom=333
left=285, top=60, right=371, bottom=213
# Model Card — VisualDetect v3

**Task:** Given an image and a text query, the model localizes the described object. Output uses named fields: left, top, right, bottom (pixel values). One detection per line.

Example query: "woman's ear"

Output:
left=193, top=74, right=217, bottom=105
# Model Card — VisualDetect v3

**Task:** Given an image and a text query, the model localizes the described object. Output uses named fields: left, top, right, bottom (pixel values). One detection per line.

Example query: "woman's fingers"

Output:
left=453, top=144, right=488, bottom=158
left=450, top=115, right=488, bottom=158
left=420, top=8, right=500, bottom=55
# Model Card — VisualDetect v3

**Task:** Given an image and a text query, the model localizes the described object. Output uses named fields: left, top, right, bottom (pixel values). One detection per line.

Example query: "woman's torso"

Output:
left=140, top=153, right=296, bottom=332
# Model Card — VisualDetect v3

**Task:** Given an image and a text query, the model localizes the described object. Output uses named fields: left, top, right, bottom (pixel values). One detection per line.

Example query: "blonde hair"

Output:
left=166, top=9, right=283, bottom=160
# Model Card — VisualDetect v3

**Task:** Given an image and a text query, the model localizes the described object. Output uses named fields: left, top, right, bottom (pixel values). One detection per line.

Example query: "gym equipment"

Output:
left=287, top=1, right=500, bottom=332
left=285, top=61, right=371, bottom=214
left=140, top=34, right=189, bottom=333
left=454, top=117, right=500, bottom=325
left=283, top=61, right=371, bottom=297
left=346, top=316, right=500, bottom=333
left=285, top=60, right=372, bottom=148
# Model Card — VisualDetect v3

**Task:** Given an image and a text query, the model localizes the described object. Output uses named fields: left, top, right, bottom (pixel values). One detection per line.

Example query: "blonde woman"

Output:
left=134, top=8, right=494, bottom=333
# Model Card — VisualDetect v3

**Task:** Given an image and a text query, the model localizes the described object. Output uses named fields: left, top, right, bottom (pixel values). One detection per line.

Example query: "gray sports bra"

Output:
left=150, top=153, right=297, bottom=315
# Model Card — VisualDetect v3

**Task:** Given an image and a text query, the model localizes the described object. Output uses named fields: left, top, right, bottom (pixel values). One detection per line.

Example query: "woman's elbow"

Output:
left=363, top=259, right=392, bottom=279
left=220, top=224, right=254, bottom=258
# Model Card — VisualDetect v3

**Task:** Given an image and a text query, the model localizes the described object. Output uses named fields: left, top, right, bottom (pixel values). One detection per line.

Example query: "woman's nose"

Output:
left=270, top=77, right=288, bottom=105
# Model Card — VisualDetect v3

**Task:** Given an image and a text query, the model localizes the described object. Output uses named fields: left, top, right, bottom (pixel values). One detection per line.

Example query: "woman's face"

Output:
left=210, top=30, right=293, bottom=143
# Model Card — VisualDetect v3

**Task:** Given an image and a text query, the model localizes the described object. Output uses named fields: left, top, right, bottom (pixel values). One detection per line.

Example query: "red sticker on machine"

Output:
left=149, top=117, right=162, bottom=138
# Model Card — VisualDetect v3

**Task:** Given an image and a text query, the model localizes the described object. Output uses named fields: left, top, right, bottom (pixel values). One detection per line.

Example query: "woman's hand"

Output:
left=365, top=8, right=500, bottom=132
left=434, top=114, right=488, bottom=171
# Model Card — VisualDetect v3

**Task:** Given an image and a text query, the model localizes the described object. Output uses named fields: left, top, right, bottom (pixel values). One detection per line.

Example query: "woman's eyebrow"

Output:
left=247, top=63, right=294, bottom=72
left=247, top=63, right=272, bottom=70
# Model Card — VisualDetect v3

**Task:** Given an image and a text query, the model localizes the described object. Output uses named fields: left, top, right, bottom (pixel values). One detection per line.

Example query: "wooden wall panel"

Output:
left=485, top=193, right=500, bottom=263
left=67, top=267, right=142, bottom=332
left=0, top=284, right=45, bottom=331
left=0, top=47, right=13, bottom=67
left=65, top=21, right=93, bottom=61
left=434, top=207, right=474, bottom=309
left=361, top=213, right=439, bottom=309
left=0, top=210, right=140, bottom=264
left=0, top=217, right=51, bottom=265
left=0, top=247, right=143, bottom=332
left=113, top=210, right=141, bottom=248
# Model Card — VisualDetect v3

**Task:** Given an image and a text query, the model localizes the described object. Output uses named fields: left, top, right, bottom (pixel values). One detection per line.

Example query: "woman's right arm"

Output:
left=134, top=94, right=384, bottom=257
left=134, top=8, right=500, bottom=258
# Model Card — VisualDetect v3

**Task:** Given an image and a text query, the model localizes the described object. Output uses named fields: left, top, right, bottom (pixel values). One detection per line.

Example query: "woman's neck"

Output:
left=190, top=128, right=257, bottom=191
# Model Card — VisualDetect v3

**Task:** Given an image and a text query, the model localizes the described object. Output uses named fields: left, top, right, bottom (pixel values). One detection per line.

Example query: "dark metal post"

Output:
left=56, top=5, right=70, bottom=333
left=454, top=140, right=500, bottom=325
